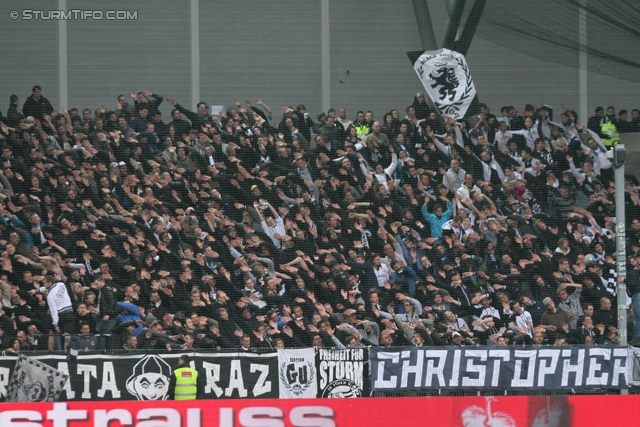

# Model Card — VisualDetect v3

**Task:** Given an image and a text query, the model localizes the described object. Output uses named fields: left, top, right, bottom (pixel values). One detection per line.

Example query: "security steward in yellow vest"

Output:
left=169, top=354, right=202, bottom=400
left=601, top=116, right=620, bottom=148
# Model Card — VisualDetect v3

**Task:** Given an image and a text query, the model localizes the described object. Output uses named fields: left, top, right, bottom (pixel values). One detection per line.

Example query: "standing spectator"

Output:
left=6, top=94, right=23, bottom=127
left=630, top=109, right=640, bottom=132
left=336, top=107, right=352, bottom=131
left=132, top=90, right=163, bottom=117
left=422, top=194, right=454, bottom=239
left=130, top=107, right=150, bottom=133
left=92, top=275, right=117, bottom=350
left=22, top=85, right=53, bottom=121
left=540, top=297, right=569, bottom=340
left=617, top=110, right=633, bottom=133
left=567, top=315, right=604, bottom=345
left=556, top=283, right=583, bottom=329
left=31, top=275, right=74, bottom=351
left=116, top=94, right=137, bottom=118
left=412, top=93, right=430, bottom=120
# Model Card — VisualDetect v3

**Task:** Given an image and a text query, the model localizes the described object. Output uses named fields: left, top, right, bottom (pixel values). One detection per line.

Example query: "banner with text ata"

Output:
left=0, top=352, right=278, bottom=401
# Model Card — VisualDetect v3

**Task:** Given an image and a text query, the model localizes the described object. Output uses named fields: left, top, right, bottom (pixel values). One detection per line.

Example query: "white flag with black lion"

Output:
left=414, top=48, right=476, bottom=119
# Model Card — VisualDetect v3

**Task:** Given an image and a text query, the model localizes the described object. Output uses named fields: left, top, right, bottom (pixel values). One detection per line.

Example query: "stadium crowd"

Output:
left=0, top=86, right=640, bottom=354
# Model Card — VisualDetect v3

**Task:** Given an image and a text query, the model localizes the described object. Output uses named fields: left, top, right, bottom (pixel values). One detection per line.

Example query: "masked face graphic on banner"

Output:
left=126, top=355, right=172, bottom=400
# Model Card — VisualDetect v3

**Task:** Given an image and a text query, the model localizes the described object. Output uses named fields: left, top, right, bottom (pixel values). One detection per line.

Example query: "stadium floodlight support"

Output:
left=442, top=0, right=466, bottom=50
left=613, top=145, right=627, bottom=347
left=612, top=144, right=628, bottom=395
left=453, top=0, right=487, bottom=55
left=412, top=0, right=438, bottom=51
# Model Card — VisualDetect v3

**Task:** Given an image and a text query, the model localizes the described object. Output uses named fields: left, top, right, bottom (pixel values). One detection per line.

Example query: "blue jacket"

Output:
left=421, top=201, right=453, bottom=238
left=117, top=301, right=143, bottom=336
left=390, top=265, right=419, bottom=296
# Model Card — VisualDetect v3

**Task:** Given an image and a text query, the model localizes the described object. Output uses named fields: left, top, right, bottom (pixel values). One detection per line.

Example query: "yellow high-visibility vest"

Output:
left=354, top=122, right=371, bottom=138
left=174, top=367, right=198, bottom=400
left=601, top=117, right=619, bottom=147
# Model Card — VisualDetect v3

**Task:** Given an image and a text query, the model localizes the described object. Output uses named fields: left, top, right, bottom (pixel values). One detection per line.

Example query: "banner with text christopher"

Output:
left=370, top=346, right=627, bottom=392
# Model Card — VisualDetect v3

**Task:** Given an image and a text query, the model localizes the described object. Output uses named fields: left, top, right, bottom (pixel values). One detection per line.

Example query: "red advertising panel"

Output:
left=0, top=395, right=637, bottom=426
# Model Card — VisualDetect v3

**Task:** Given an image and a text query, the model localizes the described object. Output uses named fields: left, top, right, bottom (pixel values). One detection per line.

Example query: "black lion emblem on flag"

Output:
left=429, top=67, right=458, bottom=101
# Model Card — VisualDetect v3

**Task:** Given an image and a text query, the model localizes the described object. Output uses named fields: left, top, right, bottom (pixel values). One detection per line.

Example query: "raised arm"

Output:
left=255, top=99, right=273, bottom=120
left=567, top=156, right=585, bottom=180
left=453, top=124, right=465, bottom=149
left=442, top=170, right=454, bottom=192
left=384, top=146, right=398, bottom=177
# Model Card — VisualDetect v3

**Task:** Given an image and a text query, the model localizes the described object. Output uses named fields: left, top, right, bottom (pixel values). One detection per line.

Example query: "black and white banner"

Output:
left=0, top=352, right=278, bottom=401
left=278, top=348, right=317, bottom=398
left=370, top=347, right=628, bottom=392
left=413, top=48, right=476, bottom=119
left=627, top=346, right=640, bottom=386
left=6, top=355, right=69, bottom=402
left=316, top=348, right=368, bottom=398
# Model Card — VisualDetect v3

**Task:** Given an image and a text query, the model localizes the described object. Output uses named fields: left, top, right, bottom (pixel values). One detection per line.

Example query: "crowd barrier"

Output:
left=3, top=346, right=640, bottom=402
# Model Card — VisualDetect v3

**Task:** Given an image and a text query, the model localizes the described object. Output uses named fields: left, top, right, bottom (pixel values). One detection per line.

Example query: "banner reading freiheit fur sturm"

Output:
left=413, top=48, right=476, bottom=119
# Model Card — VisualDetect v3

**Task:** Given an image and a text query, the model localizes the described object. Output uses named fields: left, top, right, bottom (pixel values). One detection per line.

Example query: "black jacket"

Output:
left=22, top=95, right=53, bottom=121
left=96, top=285, right=117, bottom=317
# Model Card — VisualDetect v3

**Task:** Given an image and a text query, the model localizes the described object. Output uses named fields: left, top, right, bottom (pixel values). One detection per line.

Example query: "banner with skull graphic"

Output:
left=413, top=48, right=476, bottom=119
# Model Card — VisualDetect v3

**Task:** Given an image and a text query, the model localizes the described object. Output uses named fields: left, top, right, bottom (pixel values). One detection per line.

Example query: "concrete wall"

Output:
left=65, top=0, right=192, bottom=113
left=0, top=1, right=638, bottom=128
left=0, top=1, right=58, bottom=108
left=199, top=1, right=322, bottom=117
